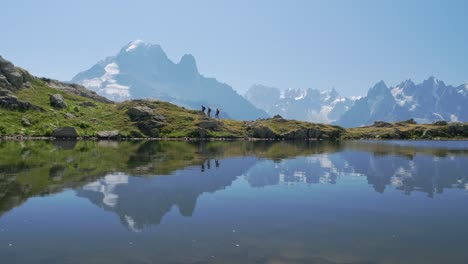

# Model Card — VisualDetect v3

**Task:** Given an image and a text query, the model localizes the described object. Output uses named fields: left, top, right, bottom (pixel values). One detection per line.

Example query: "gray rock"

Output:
left=0, top=56, right=27, bottom=89
left=127, top=106, right=154, bottom=121
left=126, top=104, right=167, bottom=136
left=64, top=112, right=76, bottom=119
left=21, top=117, right=31, bottom=126
left=50, top=94, right=67, bottom=109
left=52, top=127, right=78, bottom=138
left=96, top=130, right=120, bottom=139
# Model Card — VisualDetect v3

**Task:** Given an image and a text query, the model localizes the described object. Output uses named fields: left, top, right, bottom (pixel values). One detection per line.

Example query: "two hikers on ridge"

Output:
left=201, top=105, right=220, bottom=118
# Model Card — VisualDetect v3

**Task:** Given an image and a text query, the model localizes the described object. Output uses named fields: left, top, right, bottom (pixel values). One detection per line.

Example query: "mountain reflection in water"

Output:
left=1, top=140, right=468, bottom=264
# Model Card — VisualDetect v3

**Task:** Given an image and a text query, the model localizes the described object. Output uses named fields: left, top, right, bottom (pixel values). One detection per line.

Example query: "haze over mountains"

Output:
left=72, top=40, right=268, bottom=120
left=246, top=78, right=468, bottom=127
left=70, top=40, right=467, bottom=126
left=245, top=85, right=355, bottom=124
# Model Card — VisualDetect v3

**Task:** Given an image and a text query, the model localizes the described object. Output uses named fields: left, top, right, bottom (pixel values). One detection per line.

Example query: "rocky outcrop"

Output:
left=41, top=78, right=112, bottom=103
left=250, top=125, right=277, bottom=139
left=52, top=127, right=78, bottom=138
left=0, top=90, right=43, bottom=111
left=50, top=94, right=67, bottom=109
left=0, top=56, right=31, bottom=90
left=127, top=104, right=167, bottom=137
left=0, top=56, right=43, bottom=111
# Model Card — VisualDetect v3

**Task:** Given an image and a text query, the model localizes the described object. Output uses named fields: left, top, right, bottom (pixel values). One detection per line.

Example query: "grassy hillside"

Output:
left=0, top=65, right=344, bottom=139
left=1, top=56, right=466, bottom=140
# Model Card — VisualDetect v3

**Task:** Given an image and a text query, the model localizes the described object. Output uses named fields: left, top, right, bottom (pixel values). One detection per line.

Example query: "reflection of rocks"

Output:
left=76, top=157, right=257, bottom=231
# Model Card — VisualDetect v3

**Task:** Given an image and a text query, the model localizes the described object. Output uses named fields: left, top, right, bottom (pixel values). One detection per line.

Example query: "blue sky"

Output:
left=2, top=0, right=467, bottom=96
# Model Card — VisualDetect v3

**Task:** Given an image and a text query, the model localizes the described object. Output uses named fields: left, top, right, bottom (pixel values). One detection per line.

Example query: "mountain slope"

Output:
left=71, top=40, right=268, bottom=120
left=337, top=78, right=468, bottom=127
left=245, top=84, right=355, bottom=123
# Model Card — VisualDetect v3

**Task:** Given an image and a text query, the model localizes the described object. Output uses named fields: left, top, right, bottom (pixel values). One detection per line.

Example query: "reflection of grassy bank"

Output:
left=0, top=140, right=341, bottom=216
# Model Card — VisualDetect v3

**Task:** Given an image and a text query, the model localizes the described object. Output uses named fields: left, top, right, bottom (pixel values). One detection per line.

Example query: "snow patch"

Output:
left=78, top=62, right=131, bottom=101
left=126, top=39, right=144, bottom=52
left=391, top=86, right=413, bottom=106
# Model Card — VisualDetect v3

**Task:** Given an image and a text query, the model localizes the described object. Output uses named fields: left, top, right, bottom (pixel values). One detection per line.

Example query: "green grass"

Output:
left=0, top=79, right=139, bottom=137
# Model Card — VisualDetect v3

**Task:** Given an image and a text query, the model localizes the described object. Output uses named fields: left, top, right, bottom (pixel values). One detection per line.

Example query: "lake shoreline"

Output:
left=1, top=136, right=468, bottom=141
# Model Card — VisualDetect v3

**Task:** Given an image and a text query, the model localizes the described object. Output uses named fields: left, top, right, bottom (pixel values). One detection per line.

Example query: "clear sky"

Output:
left=2, top=0, right=467, bottom=96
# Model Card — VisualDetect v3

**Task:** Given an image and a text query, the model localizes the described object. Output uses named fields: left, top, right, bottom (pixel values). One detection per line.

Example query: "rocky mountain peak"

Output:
left=178, top=54, right=198, bottom=76
left=367, top=80, right=390, bottom=98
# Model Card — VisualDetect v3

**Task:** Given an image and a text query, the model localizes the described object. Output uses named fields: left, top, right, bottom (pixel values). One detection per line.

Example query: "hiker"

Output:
left=201, top=105, right=206, bottom=114
left=207, top=107, right=212, bottom=117
left=215, top=108, right=220, bottom=118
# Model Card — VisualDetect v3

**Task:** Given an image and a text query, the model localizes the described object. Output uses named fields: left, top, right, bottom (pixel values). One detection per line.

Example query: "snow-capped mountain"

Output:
left=71, top=40, right=268, bottom=120
left=337, top=77, right=468, bottom=127
left=245, top=84, right=355, bottom=123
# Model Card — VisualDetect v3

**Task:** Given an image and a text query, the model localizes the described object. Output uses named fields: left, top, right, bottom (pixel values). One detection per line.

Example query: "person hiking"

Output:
left=207, top=107, right=212, bottom=118
left=215, top=108, right=220, bottom=118
left=201, top=105, right=206, bottom=114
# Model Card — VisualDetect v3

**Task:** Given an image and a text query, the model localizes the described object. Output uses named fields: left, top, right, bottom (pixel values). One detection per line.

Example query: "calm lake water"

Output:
left=1, top=140, right=468, bottom=264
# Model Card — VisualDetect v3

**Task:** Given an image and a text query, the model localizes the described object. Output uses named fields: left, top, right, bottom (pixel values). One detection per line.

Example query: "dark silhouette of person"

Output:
left=215, top=108, right=220, bottom=118
left=207, top=107, right=212, bottom=118
left=215, top=159, right=219, bottom=168
left=201, top=105, right=206, bottom=114
left=207, top=160, right=211, bottom=170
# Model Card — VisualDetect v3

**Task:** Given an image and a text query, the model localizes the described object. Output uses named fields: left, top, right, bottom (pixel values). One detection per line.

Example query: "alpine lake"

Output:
left=1, top=139, right=468, bottom=264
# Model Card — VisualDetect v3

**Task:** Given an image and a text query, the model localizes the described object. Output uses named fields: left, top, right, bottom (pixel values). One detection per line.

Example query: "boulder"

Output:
left=127, top=106, right=154, bottom=121
left=127, top=105, right=167, bottom=136
left=52, top=127, right=78, bottom=138
left=50, top=94, right=67, bottom=109
left=96, top=130, right=120, bottom=139
left=0, top=56, right=26, bottom=89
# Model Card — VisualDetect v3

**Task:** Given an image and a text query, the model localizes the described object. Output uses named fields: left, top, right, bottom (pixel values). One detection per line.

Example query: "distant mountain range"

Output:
left=72, top=40, right=268, bottom=120
left=70, top=40, right=466, bottom=125
left=245, top=84, right=355, bottom=123
left=245, top=78, right=468, bottom=127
